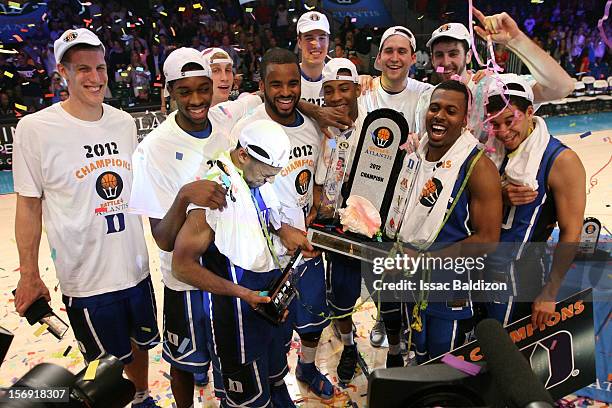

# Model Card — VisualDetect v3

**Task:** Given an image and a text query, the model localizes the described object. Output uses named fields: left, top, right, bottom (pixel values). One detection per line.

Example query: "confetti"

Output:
left=178, top=6, right=185, bottom=12
left=83, top=359, right=99, bottom=380
left=436, top=66, right=445, bottom=73
left=141, top=326, right=152, bottom=332
left=569, top=122, right=576, bottom=127
left=177, top=338, right=190, bottom=353
left=159, top=11, right=168, bottom=16
left=579, top=131, right=592, bottom=139
left=63, top=346, right=72, bottom=356
left=34, top=323, right=48, bottom=337
left=14, top=103, right=27, bottom=111
left=175, top=152, right=183, bottom=160
left=4, top=71, right=14, bottom=78
left=12, top=35, right=23, bottom=42
left=51, top=248, right=57, bottom=261
left=8, top=1, right=21, bottom=8
left=193, top=3, right=202, bottom=9
left=245, top=7, right=253, bottom=12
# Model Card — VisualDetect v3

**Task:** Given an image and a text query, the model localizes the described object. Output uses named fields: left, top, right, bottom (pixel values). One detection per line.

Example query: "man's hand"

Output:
left=181, top=180, right=227, bottom=210
left=313, top=105, right=352, bottom=138
left=531, top=283, right=558, bottom=327
left=473, top=7, right=522, bottom=45
left=359, top=74, right=376, bottom=94
left=15, top=275, right=50, bottom=316
left=278, top=224, right=320, bottom=258
left=242, top=290, right=271, bottom=310
left=502, top=183, right=538, bottom=206
left=399, top=132, right=420, bottom=154
left=305, top=206, right=318, bottom=227
left=471, top=69, right=488, bottom=84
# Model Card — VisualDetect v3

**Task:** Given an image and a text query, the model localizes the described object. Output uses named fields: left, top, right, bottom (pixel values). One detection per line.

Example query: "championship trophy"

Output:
left=255, top=249, right=303, bottom=325
left=307, top=108, right=409, bottom=262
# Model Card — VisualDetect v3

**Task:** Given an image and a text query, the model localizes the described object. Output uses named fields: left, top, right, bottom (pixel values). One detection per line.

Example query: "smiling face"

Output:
left=210, top=60, right=233, bottom=102
left=425, top=88, right=468, bottom=150
left=58, top=47, right=107, bottom=109
left=261, top=63, right=301, bottom=125
left=376, top=35, right=415, bottom=84
left=431, top=39, right=471, bottom=82
left=322, top=79, right=360, bottom=121
left=170, top=75, right=213, bottom=132
left=487, top=104, right=534, bottom=151
left=298, top=30, right=329, bottom=67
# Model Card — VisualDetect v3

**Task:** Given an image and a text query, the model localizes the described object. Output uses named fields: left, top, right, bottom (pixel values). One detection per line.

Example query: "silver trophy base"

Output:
left=307, top=227, right=389, bottom=263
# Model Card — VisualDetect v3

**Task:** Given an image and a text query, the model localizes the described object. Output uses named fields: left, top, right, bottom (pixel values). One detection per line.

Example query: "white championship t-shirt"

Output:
left=13, top=103, right=149, bottom=297
left=300, top=68, right=325, bottom=107
left=128, top=97, right=257, bottom=291
left=360, top=76, right=433, bottom=134
left=230, top=104, right=323, bottom=232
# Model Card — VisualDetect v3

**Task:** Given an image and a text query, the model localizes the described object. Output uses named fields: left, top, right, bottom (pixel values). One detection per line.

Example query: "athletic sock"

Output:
left=341, top=332, right=354, bottom=346
left=300, top=344, right=317, bottom=364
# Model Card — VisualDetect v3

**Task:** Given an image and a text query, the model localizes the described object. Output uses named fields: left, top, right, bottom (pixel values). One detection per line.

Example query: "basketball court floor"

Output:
left=0, top=122, right=610, bottom=407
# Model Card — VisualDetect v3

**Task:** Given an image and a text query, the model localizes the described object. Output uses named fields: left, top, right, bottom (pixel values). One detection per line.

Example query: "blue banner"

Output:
left=0, top=2, right=47, bottom=43
left=322, top=0, right=393, bottom=28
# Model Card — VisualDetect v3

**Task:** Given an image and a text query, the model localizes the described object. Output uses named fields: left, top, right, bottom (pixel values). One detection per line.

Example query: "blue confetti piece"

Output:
left=50, top=248, right=56, bottom=261
left=177, top=337, right=190, bottom=353
left=175, top=152, right=183, bottom=160
left=327, top=138, right=337, bottom=149
left=579, top=131, right=592, bottom=139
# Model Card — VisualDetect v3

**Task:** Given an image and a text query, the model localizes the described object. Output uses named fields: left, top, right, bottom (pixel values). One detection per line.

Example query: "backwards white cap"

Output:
left=426, top=23, right=472, bottom=48
left=320, top=58, right=359, bottom=95
left=374, top=26, right=417, bottom=71
left=297, top=11, right=330, bottom=35
left=54, top=28, right=105, bottom=63
left=239, top=120, right=291, bottom=168
left=201, top=47, right=233, bottom=67
left=163, top=47, right=211, bottom=94
left=488, top=74, right=534, bottom=103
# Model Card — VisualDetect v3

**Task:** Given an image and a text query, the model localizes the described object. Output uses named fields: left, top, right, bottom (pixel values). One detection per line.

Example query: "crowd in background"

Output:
left=0, top=0, right=610, bottom=118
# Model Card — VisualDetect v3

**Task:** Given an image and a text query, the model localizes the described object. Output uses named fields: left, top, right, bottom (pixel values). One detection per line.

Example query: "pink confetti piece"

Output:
left=441, top=353, right=482, bottom=376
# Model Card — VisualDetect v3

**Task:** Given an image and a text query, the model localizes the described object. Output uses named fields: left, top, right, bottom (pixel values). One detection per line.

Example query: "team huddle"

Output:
left=12, top=7, right=585, bottom=408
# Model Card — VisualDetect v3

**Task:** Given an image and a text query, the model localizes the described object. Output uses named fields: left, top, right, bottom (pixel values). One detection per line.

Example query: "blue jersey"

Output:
left=499, top=135, right=568, bottom=244
left=425, top=146, right=481, bottom=320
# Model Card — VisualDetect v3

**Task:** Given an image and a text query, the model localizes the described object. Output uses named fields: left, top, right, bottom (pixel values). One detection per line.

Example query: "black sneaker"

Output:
left=337, top=344, right=358, bottom=385
left=386, top=352, right=404, bottom=368
left=369, top=320, right=386, bottom=347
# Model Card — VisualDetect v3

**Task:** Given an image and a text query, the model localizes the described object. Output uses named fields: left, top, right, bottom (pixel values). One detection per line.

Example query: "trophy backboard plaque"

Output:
left=307, top=108, right=409, bottom=262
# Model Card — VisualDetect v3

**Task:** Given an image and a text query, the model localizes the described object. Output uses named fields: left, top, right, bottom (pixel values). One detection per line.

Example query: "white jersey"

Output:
left=129, top=105, right=241, bottom=291
left=13, top=103, right=149, bottom=297
left=360, top=76, right=433, bottom=134
left=300, top=68, right=325, bottom=107
left=230, top=104, right=323, bottom=232
left=315, top=101, right=367, bottom=186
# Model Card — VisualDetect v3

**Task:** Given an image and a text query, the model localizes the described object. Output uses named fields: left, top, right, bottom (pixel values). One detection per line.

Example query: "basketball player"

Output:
left=129, top=47, right=239, bottom=408
left=392, top=80, right=502, bottom=363
left=172, top=119, right=294, bottom=408
left=297, top=11, right=329, bottom=108
left=230, top=48, right=334, bottom=399
left=483, top=74, right=585, bottom=327
left=362, top=25, right=434, bottom=354
left=311, top=58, right=365, bottom=384
left=13, top=28, right=160, bottom=408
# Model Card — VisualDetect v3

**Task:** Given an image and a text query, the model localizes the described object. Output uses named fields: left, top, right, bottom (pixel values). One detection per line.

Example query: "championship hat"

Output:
left=54, top=28, right=105, bottom=63
left=320, top=58, right=359, bottom=95
left=239, top=120, right=291, bottom=168
left=374, top=26, right=417, bottom=71
left=297, top=11, right=330, bottom=35
left=426, top=23, right=472, bottom=48
left=201, top=47, right=233, bottom=67
left=163, top=47, right=211, bottom=95
left=488, top=74, right=534, bottom=103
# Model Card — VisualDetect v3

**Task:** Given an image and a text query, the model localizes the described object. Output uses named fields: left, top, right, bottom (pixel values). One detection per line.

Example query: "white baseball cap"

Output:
left=320, top=58, right=359, bottom=95
left=239, top=120, right=291, bottom=168
left=54, top=28, right=105, bottom=63
left=163, top=47, right=211, bottom=94
left=488, top=74, right=534, bottom=103
left=297, top=11, right=330, bottom=35
left=426, top=23, right=472, bottom=48
left=201, top=47, right=233, bottom=67
left=374, top=26, right=417, bottom=71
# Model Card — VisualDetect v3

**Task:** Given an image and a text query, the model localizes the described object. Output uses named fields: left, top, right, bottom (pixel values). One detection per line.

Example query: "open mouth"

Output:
left=187, top=106, right=209, bottom=120
left=275, top=97, right=295, bottom=111
left=85, top=85, right=103, bottom=94
left=430, top=123, right=448, bottom=139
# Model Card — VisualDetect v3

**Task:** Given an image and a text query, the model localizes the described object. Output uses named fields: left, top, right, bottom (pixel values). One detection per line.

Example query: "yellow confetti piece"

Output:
left=8, top=1, right=21, bottom=8
left=83, top=359, right=99, bottom=380
left=141, top=326, right=151, bottom=332
left=178, top=6, right=185, bottom=11
left=193, top=3, right=202, bottom=9
left=14, top=103, right=27, bottom=111
left=120, top=72, right=128, bottom=77
left=4, top=71, right=14, bottom=78
left=569, top=122, right=576, bottom=127
left=159, top=11, right=168, bottom=16
left=34, top=323, right=48, bottom=337
left=245, top=7, right=253, bottom=12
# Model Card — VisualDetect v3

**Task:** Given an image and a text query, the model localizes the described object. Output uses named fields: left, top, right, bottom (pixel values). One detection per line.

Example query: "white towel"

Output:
left=395, top=130, right=479, bottom=248
left=204, top=151, right=281, bottom=272
left=485, top=116, right=549, bottom=190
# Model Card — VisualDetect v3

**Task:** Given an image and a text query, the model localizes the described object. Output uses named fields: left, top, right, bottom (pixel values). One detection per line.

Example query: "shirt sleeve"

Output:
left=12, top=117, right=43, bottom=198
